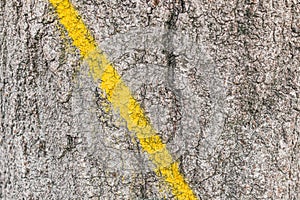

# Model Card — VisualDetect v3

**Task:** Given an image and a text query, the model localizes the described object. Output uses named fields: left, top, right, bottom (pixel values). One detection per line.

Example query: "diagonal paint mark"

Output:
left=49, top=0, right=198, bottom=199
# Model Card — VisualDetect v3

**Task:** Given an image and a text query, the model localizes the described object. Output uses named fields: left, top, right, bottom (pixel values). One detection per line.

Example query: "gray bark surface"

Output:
left=1, top=0, right=299, bottom=199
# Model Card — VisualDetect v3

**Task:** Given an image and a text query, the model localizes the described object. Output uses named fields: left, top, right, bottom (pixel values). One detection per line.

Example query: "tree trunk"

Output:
left=1, top=0, right=299, bottom=199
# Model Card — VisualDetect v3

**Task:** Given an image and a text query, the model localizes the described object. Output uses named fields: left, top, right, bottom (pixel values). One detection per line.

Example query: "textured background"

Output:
left=1, top=0, right=299, bottom=199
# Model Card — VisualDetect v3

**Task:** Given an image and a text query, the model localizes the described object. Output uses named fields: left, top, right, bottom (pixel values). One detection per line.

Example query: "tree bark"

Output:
left=1, top=0, right=299, bottom=199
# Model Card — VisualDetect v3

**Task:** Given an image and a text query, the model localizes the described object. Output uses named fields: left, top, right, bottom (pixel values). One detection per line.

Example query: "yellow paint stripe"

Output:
left=49, top=0, right=198, bottom=199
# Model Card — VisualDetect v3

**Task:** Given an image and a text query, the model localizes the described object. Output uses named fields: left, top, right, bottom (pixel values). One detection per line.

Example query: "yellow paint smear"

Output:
left=49, top=0, right=198, bottom=199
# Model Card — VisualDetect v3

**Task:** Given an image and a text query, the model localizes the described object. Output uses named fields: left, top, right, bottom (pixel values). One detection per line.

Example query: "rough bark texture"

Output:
left=1, top=0, right=299, bottom=199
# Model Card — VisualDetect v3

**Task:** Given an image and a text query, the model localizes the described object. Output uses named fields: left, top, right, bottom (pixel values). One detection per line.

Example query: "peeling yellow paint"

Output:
left=49, top=0, right=198, bottom=199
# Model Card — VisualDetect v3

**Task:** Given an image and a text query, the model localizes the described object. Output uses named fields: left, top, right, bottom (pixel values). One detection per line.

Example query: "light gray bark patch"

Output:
left=1, top=0, right=299, bottom=199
